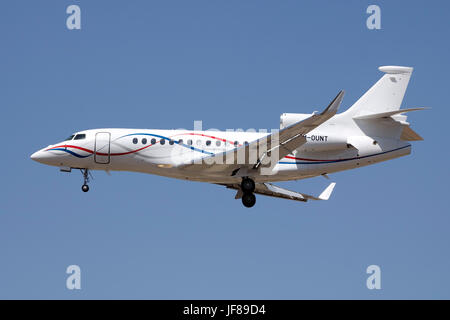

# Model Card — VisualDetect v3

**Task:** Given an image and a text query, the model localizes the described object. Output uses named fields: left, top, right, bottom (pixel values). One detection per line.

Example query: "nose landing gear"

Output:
left=241, top=177, right=256, bottom=208
left=81, top=168, right=91, bottom=192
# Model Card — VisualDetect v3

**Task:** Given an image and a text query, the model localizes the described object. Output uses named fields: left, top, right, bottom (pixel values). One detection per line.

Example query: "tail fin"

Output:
left=344, top=66, right=413, bottom=118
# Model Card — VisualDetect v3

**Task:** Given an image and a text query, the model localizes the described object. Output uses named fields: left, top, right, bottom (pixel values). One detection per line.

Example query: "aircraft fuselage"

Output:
left=31, top=128, right=411, bottom=184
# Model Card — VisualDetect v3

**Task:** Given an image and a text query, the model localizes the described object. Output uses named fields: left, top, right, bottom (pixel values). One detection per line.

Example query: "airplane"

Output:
left=31, top=66, right=424, bottom=208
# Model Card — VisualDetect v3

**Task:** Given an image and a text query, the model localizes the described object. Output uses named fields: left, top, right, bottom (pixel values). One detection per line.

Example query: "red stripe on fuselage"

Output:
left=46, top=145, right=94, bottom=154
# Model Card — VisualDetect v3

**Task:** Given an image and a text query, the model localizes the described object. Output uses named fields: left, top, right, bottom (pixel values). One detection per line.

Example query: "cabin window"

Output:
left=216, top=140, right=221, bottom=147
left=244, top=141, right=249, bottom=145
left=187, top=139, right=193, bottom=145
left=196, top=140, right=201, bottom=146
left=160, top=139, right=165, bottom=145
left=142, top=138, right=147, bottom=145
left=132, top=138, right=138, bottom=144
left=151, top=138, right=156, bottom=144
left=169, top=139, right=174, bottom=145
left=234, top=141, right=239, bottom=146
left=206, top=140, right=211, bottom=146
left=74, top=134, right=86, bottom=140
left=178, top=139, right=183, bottom=144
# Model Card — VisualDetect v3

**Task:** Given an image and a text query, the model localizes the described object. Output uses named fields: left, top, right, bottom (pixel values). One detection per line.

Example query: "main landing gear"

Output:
left=241, top=177, right=256, bottom=208
left=81, top=168, right=91, bottom=192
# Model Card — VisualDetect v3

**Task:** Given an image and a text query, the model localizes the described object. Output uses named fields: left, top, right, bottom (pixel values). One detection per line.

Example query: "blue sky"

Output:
left=0, top=0, right=449, bottom=299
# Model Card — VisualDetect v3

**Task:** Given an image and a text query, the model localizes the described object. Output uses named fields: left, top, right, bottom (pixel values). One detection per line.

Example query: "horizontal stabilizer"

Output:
left=353, top=107, right=428, bottom=120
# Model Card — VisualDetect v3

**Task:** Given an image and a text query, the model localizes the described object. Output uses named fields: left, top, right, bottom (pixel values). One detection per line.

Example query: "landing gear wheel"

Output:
left=241, top=177, right=255, bottom=193
left=242, top=192, right=256, bottom=208
left=80, top=168, right=91, bottom=193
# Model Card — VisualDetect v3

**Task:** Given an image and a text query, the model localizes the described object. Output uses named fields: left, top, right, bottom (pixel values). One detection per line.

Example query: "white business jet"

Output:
left=31, top=66, right=424, bottom=207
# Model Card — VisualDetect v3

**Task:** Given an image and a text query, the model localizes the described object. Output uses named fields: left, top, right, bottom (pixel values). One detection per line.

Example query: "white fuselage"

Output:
left=30, top=125, right=411, bottom=184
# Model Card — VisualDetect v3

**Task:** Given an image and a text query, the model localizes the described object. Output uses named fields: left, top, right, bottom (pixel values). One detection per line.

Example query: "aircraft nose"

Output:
left=30, top=150, right=44, bottom=162
left=31, top=145, right=68, bottom=166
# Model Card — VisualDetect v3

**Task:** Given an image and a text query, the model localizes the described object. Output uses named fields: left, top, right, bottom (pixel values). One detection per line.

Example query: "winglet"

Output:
left=318, top=182, right=336, bottom=200
left=321, top=91, right=345, bottom=116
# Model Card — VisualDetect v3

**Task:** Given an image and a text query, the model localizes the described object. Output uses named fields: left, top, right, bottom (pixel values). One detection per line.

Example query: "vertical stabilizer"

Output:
left=344, top=66, right=413, bottom=118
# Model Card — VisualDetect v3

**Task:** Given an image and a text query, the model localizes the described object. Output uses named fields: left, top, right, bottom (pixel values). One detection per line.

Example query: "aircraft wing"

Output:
left=178, top=90, right=344, bottom=174
left=263, top=90, right=344, bottom=165
left=226, top=182, right=336, bottom=202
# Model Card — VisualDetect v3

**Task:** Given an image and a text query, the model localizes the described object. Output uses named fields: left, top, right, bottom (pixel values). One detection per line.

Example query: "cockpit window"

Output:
left=74, top=134, right=86, bottom=140
left=65, top=135, right=75, bottom=141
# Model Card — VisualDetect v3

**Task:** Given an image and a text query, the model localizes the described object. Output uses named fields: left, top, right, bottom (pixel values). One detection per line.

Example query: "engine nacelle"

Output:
left=301, top=134, right=348, bottom=152
left=280, top=113, right=312, bottom=129
left=280, top=113, right=348, bottom=152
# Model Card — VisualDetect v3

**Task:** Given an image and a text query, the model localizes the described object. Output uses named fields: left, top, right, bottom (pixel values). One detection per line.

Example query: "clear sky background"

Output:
left=0, top=0, right=449, bottom=299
